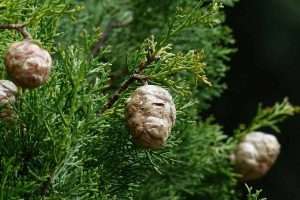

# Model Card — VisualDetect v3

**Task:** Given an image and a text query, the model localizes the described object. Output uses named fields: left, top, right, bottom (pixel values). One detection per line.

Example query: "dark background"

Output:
left=210, top=1, right=300, bottom=199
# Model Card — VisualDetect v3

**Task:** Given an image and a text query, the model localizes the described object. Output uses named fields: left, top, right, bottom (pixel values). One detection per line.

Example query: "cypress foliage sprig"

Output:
left=245, top=185, right=267, bottom=200
left=234, top=98, right=300, bottom=140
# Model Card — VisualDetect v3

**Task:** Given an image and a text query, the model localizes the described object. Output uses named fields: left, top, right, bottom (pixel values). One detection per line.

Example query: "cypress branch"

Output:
left=100, top=52, right=158, bottom=114
left=91, top=20, right=131, bottom=57
left=0, top=24, right=32, bottom=39
left=0, top=0, right=296, bottom=199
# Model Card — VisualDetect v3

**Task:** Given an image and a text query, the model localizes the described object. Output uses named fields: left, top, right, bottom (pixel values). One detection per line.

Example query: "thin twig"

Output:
left=99, top=54, right=157, bottom=114
left=39, top=175, right=52, bottom=196
left=0, top=24, right=32, bottom=40
left=91, top=20, right=131, bottom=57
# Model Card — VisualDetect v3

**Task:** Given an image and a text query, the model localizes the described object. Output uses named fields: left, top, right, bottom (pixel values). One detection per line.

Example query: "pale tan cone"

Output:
left=126, top=85, right=176, bottom=149
left=231, top=131, right=281, bottom=181
left=0, top=80, right=18, bottom=119
left=5, top=40, right=52, bottom=89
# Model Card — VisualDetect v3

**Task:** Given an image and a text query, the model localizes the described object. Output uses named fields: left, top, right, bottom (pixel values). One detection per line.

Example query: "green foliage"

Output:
left=136, top=119, right=238, bottom=200
left=0, top=0, right=297, bottom=199
left=245, top=185, right=267, bottom=200
left=234, top=98, right=300, bottom=140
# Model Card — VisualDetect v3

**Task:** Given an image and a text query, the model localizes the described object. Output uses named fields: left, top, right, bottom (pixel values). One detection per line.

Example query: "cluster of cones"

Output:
left=0, top=40, right=52, bottom=120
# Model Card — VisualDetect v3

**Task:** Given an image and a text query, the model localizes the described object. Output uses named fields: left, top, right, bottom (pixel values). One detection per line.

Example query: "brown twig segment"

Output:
left=91, top=20, right=131, bottom=57
left=132, top=74, right=149, bottom=85
left=0, top=24, right=32, bottom=40
left=99, top=54, right=158, bottom=114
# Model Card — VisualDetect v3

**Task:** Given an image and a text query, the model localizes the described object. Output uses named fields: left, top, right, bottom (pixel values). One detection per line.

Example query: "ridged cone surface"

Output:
left=231, top=131, right=281, bottom=181
left=5, top=40, right=52, bottom=88
left=126, top=85, right=176, bottom=149
left=0, top=80, right=18, bottom=119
